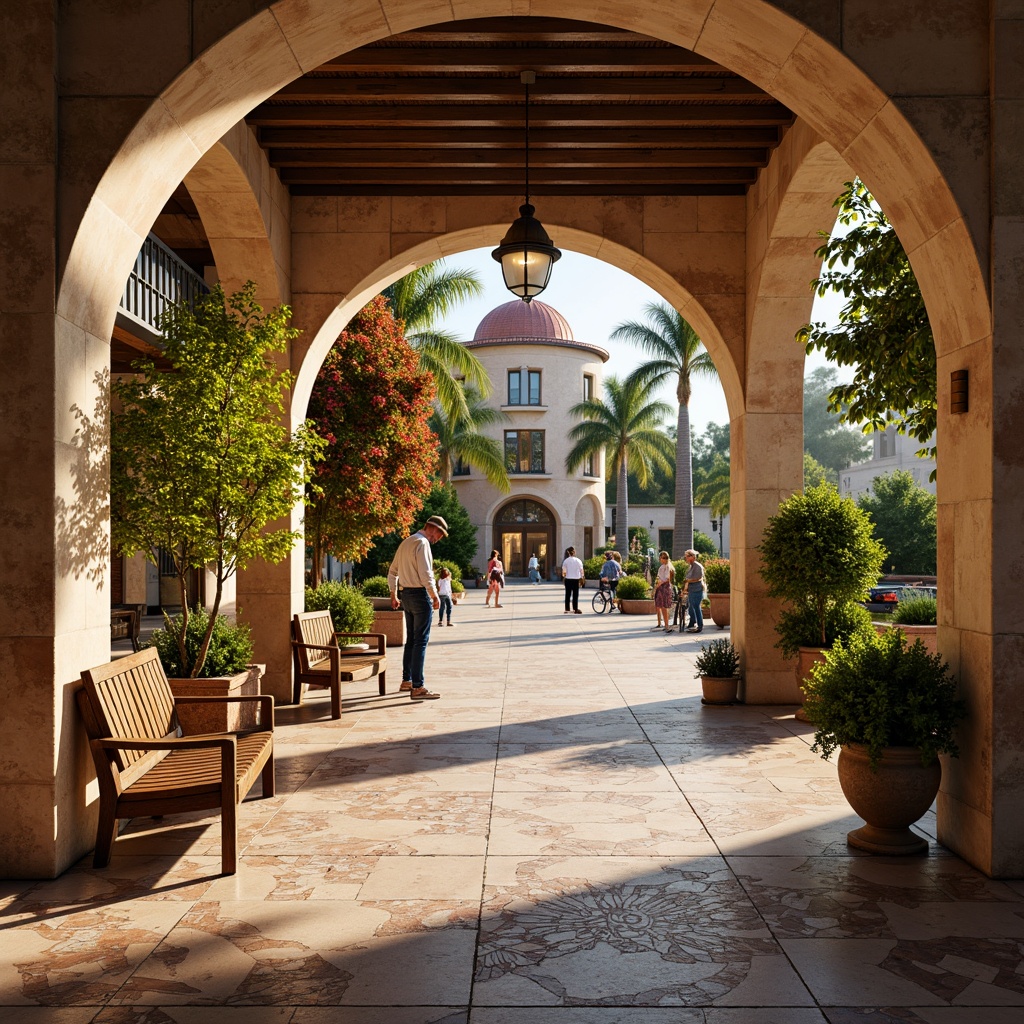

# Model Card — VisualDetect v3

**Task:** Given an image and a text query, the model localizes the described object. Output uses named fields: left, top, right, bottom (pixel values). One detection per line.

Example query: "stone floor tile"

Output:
left=4, top=1010, right=103, bottom=1023
left=112, top=899, right=477, bottom=1006
left=358, top=855, right=485, bottom=900
left=294, top=1010, right=467, bottom=1024
left=823, top=1010, right=1024, bottom=1023
left=92, top=1008, right=294, bottom=1023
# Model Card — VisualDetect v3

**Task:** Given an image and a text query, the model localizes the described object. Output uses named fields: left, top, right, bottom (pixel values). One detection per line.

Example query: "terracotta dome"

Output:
left=472, top=299, right=574, bottom=343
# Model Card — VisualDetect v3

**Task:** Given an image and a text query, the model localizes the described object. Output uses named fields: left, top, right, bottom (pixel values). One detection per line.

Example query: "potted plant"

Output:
left=616, top=573, right=654, bottom=614
left=703, top=558, right=730, bottom=628
left=359, top=574, right=394, bottom=610
left=694, top=638, right=741, bottom=705
left=803, top=628, right=966, bottom=855
left=111, top=281, right=323, bottom=682
left=451, top=578, right=465, bottom=603
left=147, top=608, right=262, bottom=734
left=759, top=483, right=886, bottom=702
left=306, top=581, right=377, bottom=646
left=885, top=591, right=938, bottom=655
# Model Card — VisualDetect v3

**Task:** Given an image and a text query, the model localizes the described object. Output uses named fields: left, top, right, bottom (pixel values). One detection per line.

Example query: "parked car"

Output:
left=862, top=583, right=937, bottom=614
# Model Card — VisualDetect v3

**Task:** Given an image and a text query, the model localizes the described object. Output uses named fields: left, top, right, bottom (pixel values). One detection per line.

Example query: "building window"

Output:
left=504, top=430, right=545, bottom=473
left=507, top=369, right=542, bottom=405
left=583, top=453, right=595, bottom=476
left=879, top=426, right=896, bottom=459
left=658, top=529, right=673, bottom=553
left=452, top=456, right=470, bottom=477
left=583, top=373, right=594, bottom=402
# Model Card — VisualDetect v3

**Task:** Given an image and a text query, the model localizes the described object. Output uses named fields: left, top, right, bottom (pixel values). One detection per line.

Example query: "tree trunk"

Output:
left=673, top=401, right=694, bottom=557
left=615, top=451, right=629, bottom=558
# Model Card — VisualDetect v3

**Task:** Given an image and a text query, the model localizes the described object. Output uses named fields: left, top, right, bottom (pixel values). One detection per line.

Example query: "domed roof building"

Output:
left=453, top=299, right=608, bottom=579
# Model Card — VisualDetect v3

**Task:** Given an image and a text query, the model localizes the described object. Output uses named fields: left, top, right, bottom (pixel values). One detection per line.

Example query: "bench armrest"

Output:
left=334, top=632, right=387, bottom=655
left=96, top=734, right=236, bottom=752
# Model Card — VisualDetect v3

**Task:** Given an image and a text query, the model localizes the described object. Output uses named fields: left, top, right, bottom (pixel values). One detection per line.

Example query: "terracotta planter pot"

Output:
left=793, top=646, right=828, bottom=720
left=874, top=622, right=938, bottom=656
left=618, top=598, right=656, bottom=614
left=838, top=742, right=941, bottom=855
left=169, top=664, right=263, bottom=735
left=701, top=675, right=739, bottom=705
left=372, top=608, right=406, bottom=647
left=708, top=592, right=730, bottom=628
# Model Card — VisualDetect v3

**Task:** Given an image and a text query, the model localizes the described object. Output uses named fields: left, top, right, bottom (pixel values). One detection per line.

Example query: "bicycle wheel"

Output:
left=592, top=589, right=610, bottom=613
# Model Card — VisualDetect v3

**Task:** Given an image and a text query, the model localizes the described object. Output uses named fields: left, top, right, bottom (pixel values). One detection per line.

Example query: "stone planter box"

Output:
left=875, top=622, right=937, bottom=656
left=368, top=595, right=394, bottom=611
left=169, top=664, right=263, bottom=735
left=619, top=599, right=656, bottom=614
left=372, top=608, right=406, bottom=647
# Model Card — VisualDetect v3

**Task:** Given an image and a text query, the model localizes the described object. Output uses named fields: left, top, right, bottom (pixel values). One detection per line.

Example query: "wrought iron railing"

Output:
left=119, top=233, right=208, bottom=333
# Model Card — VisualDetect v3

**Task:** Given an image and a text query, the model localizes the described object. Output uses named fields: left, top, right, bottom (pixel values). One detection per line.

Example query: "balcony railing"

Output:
left=119, top=233, right=208, bottom=335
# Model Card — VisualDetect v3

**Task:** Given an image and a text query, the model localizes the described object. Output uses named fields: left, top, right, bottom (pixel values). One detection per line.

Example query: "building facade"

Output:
left=840, top=426, right=937, bottom=502
left=453, top=300, right=607, bottom=579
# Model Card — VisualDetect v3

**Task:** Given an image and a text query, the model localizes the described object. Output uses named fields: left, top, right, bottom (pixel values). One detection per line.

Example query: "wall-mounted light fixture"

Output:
left=491, top=71, right=561, bottom=302
left=951, top=369, right=969, bottom=414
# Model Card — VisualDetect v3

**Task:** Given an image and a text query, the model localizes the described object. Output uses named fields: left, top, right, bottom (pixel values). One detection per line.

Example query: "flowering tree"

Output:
left=305, top=297, right=436, bottom=585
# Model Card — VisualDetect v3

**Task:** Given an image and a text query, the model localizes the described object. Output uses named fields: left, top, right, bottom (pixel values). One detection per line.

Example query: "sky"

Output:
left=435, top=243, right=848, bottom=440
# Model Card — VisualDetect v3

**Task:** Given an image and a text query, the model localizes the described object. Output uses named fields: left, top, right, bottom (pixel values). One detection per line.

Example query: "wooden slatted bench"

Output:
left=291, top=609, right=387, bottom=719
left=77, top=646, right=275, bottom=875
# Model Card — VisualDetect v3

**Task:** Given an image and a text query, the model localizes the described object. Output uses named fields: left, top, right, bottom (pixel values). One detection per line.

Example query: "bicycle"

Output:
left=592, top=579, right=616, bottom=613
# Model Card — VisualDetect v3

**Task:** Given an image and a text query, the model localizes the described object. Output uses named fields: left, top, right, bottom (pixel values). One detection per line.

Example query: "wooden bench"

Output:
left=77, top=646, right=275, bottom=875
left=291, top=609, right=387, bottom=719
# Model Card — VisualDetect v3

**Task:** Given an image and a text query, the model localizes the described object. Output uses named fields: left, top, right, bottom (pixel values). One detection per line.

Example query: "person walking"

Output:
left=561, top=546, right=585, bottom=614
left=653, top=550, right=676, bottom=632
left=599, top=550, right=624, bottom=610
left=486, top=550, right=505, bottom=607
left=528, top=552, right=540, bottom=585
left=388, top=515, right=448, bottom=700
left=683, top=548, right=705, bottom=633
left=437, top=567, right=454, bottom=627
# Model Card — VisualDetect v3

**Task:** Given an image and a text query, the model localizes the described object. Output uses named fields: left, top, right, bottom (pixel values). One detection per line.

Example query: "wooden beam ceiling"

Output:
left=248, top=17, right=795, bottom=197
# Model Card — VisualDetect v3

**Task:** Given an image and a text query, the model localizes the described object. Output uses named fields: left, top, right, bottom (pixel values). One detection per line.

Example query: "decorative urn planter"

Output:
left=169, top=664, right=263, bottom=735
left=708, top=593, right=730, bottom=628
left=700, top=675, right=739, bottom=705
left=619, top=599, right=657, bottom=615
left=837, top=743, right=941, bottom=855
left=874, top=623, right=938, bottom=656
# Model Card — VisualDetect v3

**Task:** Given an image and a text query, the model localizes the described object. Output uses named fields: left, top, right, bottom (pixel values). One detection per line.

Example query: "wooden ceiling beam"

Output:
left=318, top=46, right=718, bottom=72
left=290, top=183, right=748, bottom=196
left=276, top=77, right=767, bottom=102
left=249, top=102, right=793, bottom=128
left=268, top=147, right=771, bottom=168
left=394, top=18, right=642, bottom=43
left=259, top=126, right=783, bottom=148
left=279, top=165, right=757, bottom=185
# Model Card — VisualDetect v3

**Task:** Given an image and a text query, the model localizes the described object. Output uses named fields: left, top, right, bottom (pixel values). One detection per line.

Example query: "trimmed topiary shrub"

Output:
left=891, top=594, right=937, bottom=626
left=703, top=558, right=730, bottom=593
left=616, top=574, right=651, bottom=600
left=775, top=600, right=874, bottom=660
left=147, top=608, right=253, bottom=679
left=583, top=555, right=605, bottom=579
left=359, top=575, right=391, bottom=598
left=305, top=581, right=374, bottom=636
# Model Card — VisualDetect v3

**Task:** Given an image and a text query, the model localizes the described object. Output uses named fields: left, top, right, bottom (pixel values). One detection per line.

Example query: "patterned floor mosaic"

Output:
left=2, top=583, right=1018, bottom=1022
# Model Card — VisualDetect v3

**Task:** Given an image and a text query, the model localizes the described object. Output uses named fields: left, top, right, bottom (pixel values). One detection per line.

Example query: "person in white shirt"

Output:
left=388, top=515, right=448, bottom=700
left=528, top=552, right=540, bottom=584
left=436, top=567, right=454, bottom=627
left=561, top=546, right=585, bottom=614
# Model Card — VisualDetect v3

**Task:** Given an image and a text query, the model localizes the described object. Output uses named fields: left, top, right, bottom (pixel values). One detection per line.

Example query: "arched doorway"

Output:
left=494, top=499, right=555, bottom=579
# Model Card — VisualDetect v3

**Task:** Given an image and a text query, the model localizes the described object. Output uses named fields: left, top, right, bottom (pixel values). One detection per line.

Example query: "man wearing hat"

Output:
left=387, top=516, right=448, bottom=700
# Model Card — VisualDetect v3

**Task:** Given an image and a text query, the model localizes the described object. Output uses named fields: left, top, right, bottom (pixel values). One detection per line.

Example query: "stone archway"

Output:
left=493, top=498, right=557, bottom=579
left=6, top=0, right=1007, bottom=877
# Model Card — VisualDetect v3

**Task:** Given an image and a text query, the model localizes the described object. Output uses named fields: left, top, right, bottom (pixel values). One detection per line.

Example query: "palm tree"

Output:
left=565, top=375, right=675, bottom=557
left=613, top=302, right=719, bottom=557
left=695, top=453, right=730, bottom=519
left=430, top=388, right=510, bottom=491
left=383, top=262, right=489, bottom=421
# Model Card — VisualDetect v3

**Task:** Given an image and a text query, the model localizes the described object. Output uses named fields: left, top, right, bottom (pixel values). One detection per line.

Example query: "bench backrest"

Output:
left=80, top=647, right=177, bottom=774
left=293, top=610, right=336, bottom=673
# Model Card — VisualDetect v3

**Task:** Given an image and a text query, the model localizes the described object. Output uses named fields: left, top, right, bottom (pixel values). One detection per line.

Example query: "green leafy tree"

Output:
left=691, top=421, right=730, bottom=480
left=759, top=483, right=887, bottom=651
left=565, top=375, right=675, bottom=558
left=305, top=297, right=437, bottom=585
left=430, top=387, right=510, bottom=490
left=857, top=470, right=937, bottom=575
left=804, top=452, right=834, bottom=490
left=797, top=180, right=935, bottom=458
left=383, top=261, right=489, bottom=422
left=803, top=367, right=870, bottom=480
left=605, top=432, right=675, bottom=506
left=615, top=302, right=719, bottom=556
left=355, top=484, right=478, bottom=581
left=111, top=282, right=323, bottom=678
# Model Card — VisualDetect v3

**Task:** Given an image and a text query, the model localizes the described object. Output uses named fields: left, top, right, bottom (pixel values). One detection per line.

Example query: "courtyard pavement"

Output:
left=2, top=581, right=1022, bottom=1022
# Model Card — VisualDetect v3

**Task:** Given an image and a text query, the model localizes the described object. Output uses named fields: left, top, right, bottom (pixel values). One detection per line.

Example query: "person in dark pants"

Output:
left=683, top=548, right=705, bottom=633
left=387, top=515, right=449, bottom=700
left=561, top=546, right=585, bottom=614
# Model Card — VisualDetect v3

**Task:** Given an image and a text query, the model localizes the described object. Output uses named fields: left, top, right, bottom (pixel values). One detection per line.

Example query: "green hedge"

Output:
left=305, top=581, right=374, bottom=636
left=616, top=574, right=651, bottom=600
